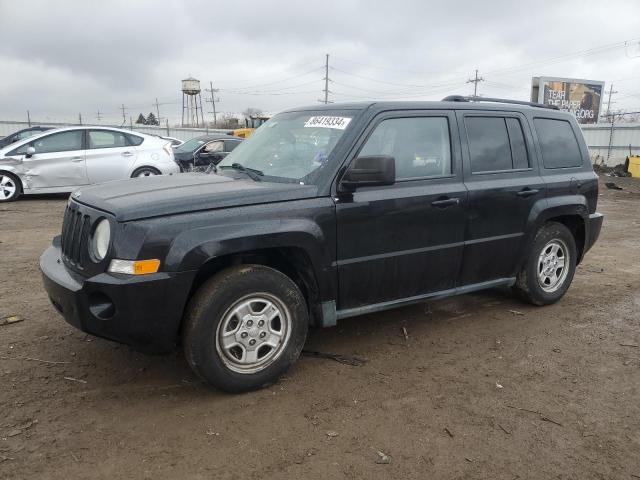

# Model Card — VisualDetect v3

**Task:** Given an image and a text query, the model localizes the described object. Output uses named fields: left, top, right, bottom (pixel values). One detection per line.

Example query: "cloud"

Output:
left=0, top=0, right=639, bottom=124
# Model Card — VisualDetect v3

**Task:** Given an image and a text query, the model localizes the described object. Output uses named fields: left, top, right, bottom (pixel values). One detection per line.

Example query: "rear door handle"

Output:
left=431, top=197, right=460, bottom=208
left=516, top=188, right=539, bottom=198
left=122, top=151, right=134, bottom=157
left=70, top=156, right=84, bottom=162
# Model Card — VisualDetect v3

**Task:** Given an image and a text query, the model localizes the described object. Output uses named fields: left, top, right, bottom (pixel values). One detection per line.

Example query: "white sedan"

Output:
left=0, top=126, right=180, bottom=202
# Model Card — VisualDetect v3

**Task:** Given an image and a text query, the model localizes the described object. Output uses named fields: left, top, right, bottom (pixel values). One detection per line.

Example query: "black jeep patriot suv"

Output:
left=41, top=97, right=603, bottom=392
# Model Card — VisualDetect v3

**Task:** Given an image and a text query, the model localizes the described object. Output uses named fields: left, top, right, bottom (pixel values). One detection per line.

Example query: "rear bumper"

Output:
left=40, top=244, right=195, bottom=353
left=584, top=212, right=604, bottom=257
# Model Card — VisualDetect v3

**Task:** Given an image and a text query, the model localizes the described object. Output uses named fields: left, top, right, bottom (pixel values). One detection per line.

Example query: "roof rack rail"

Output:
left=441, top=95, right=559, bottom=110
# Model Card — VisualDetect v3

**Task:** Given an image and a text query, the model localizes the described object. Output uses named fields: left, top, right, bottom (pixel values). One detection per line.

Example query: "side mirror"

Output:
left=25, top=146, right=36, bottom=158
left=340, top=155, right=395, bottom=190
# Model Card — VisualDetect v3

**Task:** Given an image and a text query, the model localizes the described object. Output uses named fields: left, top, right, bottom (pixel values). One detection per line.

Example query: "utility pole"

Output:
left=322, top=53, right=330, bottom=104
left=120, top=104, right=127, bottom=125
left=205, top=81, right=219, bottom=126
left=78, top=113, right=82, bottom=125
left=605, top=84, right=618, bottom=122
left=96, top=110, right=103, bottom=122
left=467, top=69, right=484, bottom=97
left=154, top=98, right=162, bottom=125
left=27, top=110, right=31, bottom=127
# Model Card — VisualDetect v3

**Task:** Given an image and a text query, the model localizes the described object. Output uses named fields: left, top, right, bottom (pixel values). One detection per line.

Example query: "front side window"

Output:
left=534, top=118, right=583, bottom=169
left=19, top=130, right=83, bottom=154
left=88, top=130, right=128, bottom=149
left=218, top=111, right=354, bottom=184
left=359, top=117, right=452, bottom=180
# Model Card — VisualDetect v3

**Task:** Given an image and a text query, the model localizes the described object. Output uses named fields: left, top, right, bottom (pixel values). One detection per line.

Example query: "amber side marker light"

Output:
left=108, top=259, right=161, bottom=275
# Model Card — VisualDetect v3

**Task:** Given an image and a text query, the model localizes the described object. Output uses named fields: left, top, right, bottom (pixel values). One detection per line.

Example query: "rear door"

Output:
left=335, top=111, right=468, bottom=310
left=457, top=110, right=545, bottom=285
left=16, top=130, right=88, bottom=188
left=85, top=129, right=138, bottom=183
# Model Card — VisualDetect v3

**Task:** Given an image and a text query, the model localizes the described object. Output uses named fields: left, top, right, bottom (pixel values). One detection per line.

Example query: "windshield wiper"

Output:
left=219, top=163, right=263, bottom=181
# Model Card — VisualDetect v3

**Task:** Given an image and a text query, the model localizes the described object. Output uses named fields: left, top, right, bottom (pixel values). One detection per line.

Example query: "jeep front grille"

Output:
left=61, top=205, right=91, bottom=269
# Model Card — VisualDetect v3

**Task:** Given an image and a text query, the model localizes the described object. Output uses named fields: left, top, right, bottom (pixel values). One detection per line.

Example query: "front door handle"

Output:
left=516, top=188, right=539, bottom=198
left=70, top=156, right=83, bottom=162
left=121, top=151, right=134, bottom=157
left=431, top=197, right=460, bottom=208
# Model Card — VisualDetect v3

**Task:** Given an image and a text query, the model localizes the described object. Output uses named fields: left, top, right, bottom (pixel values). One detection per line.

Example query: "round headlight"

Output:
left=92, top=219, right=111, bottom=261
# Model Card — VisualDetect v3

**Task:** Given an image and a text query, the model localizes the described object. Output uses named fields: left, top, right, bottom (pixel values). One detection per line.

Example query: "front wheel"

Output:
left=0, top=172, right=21, bottom=202
left=183, top=265, right=308, bottom=392
left=514, top=222, right=577, bottom=305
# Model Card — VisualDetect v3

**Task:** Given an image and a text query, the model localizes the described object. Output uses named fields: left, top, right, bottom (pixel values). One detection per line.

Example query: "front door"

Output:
left=456, top=110, right=546, bottom=285
left=85, top=129, right=138, bottom=183
left=19, top=130, right=88, bottom=188
left=335, top=111, right=467, bottom=311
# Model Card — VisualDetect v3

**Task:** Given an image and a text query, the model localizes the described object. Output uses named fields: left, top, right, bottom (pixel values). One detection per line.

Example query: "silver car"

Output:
left=0, top=126, right=180, bottom=202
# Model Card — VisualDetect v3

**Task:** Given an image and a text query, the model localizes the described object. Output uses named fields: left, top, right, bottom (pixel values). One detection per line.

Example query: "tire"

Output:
left=183, top=265, right=308, bottom=393
left=131, top=166, right=161, bottom=178
left=0, top=172, right=21, bottom=202
left=514, top=222, right=577, bottom=306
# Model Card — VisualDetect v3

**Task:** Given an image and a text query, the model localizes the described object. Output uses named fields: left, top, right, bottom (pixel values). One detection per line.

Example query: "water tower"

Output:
left=181, top=77, right=205, bottom=127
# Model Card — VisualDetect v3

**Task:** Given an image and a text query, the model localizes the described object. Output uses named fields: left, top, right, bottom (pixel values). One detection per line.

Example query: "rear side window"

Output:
left=534, top=118, right=583, bottom=169
left=465, top=117, right=512, bottom=172
left=224, top=140, right=241, bottom=152
left=88, top=130, right=128, bottom=149
left=505, top=118, right=529, bottom=170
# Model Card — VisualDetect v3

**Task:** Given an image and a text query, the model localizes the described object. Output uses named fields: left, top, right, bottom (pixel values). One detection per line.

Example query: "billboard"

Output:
left=531, top=77, right=604, bottom=124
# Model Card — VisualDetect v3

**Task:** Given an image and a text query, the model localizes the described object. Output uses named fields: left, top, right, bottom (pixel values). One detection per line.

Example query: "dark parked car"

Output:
left=0, top=126, right=52, bottom=149
left=172, top=134, right=243, bottom=171
left=41, top=97, right=603, bottom=392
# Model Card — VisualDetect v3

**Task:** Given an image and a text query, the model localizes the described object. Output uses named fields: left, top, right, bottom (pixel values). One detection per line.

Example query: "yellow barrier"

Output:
left=628, top=156, right=640, bottom=178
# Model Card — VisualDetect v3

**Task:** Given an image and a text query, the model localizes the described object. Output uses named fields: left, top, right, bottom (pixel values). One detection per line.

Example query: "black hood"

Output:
left=75, top=173, right=318, bottom=222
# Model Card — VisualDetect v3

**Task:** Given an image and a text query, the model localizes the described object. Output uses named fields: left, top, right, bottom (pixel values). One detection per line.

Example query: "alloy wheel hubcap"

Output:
left=537, top=239, right=569, bottom=292
left=137, top=170, right=157, bottom=177
left=0, top=175, right=16, bottom=200
left=216, top=294, right=291, bottom=374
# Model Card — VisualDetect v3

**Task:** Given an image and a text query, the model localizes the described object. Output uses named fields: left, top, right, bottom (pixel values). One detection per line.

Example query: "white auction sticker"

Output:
left=304, top=116, right=352, bottom=130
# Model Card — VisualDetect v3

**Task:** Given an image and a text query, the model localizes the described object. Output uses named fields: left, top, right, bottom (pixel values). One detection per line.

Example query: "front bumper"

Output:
left=40, top=244, right=195, bottom=353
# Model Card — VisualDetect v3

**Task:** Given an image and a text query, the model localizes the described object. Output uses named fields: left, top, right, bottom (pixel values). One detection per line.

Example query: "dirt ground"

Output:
left=1, top=175, right=639, bottom=480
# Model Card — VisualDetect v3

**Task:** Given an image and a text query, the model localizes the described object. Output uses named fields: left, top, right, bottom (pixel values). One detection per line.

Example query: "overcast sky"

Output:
left=1, top=0, right=639, bottom=125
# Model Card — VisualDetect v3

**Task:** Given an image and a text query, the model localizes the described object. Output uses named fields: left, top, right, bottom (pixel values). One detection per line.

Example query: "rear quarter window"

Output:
left=127, top=134, right=144, bottom=146
left=534, top=118, right=583, bottom=169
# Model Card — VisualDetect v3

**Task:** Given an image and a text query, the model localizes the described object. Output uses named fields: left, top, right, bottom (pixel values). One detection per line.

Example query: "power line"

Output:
left=222, top=78, right=321, bottom=94
left=217, top=66, right=324, bottom=91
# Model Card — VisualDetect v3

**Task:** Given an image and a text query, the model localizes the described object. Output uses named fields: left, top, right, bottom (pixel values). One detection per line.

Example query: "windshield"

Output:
left=218, top=111, right=353, bottom=184
left=174, top=137, right=207, bottom=153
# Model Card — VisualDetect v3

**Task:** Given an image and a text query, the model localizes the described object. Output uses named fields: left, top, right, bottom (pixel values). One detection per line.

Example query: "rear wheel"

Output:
left=183, top=265, right=308, bottom=392
left=514, top=222, right=577, bottom=305
left=0, top=172, right=21, bottom=202
left=131, top=166, right=161, bottom=178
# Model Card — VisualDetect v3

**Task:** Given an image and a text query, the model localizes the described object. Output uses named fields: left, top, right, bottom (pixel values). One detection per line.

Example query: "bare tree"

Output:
left=242, top=107, right=263, bottom=118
